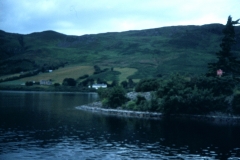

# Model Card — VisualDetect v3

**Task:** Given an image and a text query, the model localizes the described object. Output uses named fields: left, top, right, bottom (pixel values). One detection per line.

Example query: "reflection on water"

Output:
left=0, top=91, right=240, bottom=159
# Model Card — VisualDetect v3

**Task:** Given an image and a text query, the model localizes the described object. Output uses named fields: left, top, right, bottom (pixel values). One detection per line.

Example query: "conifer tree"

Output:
left=207, top=16, right=240, bottom=78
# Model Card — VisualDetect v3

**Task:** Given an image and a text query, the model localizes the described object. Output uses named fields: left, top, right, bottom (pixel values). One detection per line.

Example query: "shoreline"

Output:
left=0, top=90, right=98, bottom=94
left=0, top=85, right=97, bottom=92
left=0, top=87, right=97, bottom=93
left=76, top=102, right=240, bottom=125
left=76, top=104, right=163, bottom=119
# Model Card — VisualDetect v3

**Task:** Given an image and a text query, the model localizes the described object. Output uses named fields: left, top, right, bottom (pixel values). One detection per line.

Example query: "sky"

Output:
left=0, top=0, right=239, bottom=35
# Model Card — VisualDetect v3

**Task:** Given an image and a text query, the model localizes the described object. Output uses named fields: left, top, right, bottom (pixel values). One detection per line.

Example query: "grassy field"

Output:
left=0, top=80, right=24, bottom=85
left=20, top=65, right=94, bottom=84
left=0, top=73, right=21, bottom=80
left=0, top=65, right=139, bottom=85
left=114, top=67, right=138, bottom=82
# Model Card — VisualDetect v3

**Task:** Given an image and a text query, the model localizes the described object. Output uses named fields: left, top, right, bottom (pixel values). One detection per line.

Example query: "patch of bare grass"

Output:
left=114, top=67, right=137, bottom=82
left=20, top=65, right=94, bottom=83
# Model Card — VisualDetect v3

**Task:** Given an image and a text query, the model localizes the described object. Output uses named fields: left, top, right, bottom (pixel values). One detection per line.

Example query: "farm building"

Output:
left=89, top=84, right=107, bottom=89
left=40, top=80, right=52, bottom=85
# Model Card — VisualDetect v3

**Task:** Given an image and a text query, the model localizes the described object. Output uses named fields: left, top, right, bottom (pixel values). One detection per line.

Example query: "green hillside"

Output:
left=0, top=24, right=240, bottom=84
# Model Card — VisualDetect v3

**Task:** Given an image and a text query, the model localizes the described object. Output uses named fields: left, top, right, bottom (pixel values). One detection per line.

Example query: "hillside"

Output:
left=0, top=24, right=240, bottom=82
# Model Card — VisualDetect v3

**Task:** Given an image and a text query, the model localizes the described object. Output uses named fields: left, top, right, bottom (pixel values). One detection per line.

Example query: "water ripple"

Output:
left=1, top=127, right=239, bottom=160
left=1, top=92, right=240, bottom=159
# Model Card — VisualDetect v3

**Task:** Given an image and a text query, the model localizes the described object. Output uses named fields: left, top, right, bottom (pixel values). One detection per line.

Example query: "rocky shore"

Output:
left=76, top=102, right=163, bottom=119
left=76, top=102, right=240, bottom=125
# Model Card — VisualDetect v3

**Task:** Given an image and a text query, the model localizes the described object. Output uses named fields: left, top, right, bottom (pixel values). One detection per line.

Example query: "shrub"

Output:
left=128, top=78, right=135, bottom=88
left=156, top=74, right=227, bottom=114
left=137, top=100, right=149, bottom=111
left=79, top=78, right=94, bottom=87
left=25, top=81, right=33, bottom=86
left=135, top=78, right=160, bottom=92
left=62, top=78, right=76, bottom=86
left=136, top=95, right=146, bottom=105
left=232, top=94, right=240, bottom=114
left=54, top=83, right=60, bottom=86
left=107, top=86, right=128, bottom=108
left=101, top=98, right=109, bottom=108
left=192, top=76, right=235, bottom=96
left=93, top=65, right=109, bottom=74
left=97, top=86, right=128, bottom=108
left=121, top=81, right=128, bottom=89
left=148, top=98, right=162, bottom=112
left=97, top=88, right=110, bottom=100
left=110, top=80, right=118, bottom=87
left=94, top=65, right=101, bottom=73
left=125, top=100, right=137, bottom=110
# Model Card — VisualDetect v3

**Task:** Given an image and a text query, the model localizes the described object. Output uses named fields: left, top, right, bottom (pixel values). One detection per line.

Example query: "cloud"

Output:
left=0, top=0, right=239, bottom=35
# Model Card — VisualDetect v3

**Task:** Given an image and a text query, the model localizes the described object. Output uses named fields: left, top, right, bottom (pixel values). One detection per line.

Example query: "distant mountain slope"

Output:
left=0, top=24, right=240, bottom=78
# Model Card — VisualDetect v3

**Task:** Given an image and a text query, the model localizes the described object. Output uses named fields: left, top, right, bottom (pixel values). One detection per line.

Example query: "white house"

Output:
left=89, top=84, right=107, bottom=89
left=40, top=80, right=52, bottom=85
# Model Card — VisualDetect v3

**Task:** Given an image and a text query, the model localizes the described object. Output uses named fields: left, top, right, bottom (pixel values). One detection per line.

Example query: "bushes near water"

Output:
left=154, top=74, right=229, bottom=114
left=232, top=94, right=240, bottom=115
left=97, top=86, right=128, bottom=108
left=97, top=73, right=239, bottom=115
left=135, top=78, right=160, bottom=92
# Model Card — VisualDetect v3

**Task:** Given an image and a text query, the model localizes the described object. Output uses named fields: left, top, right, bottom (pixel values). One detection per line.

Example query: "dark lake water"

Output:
left=0, top=91, right=240, bottom=160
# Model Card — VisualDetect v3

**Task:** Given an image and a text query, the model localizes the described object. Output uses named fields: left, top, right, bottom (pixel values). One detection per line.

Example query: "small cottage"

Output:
left=89, top=84, right=107, bottom=89
left=40, top=80, right=52, bottom=85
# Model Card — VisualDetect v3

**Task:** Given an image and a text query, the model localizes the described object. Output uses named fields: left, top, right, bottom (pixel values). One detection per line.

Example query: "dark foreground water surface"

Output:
left=0, top=91, right=240, bottom=160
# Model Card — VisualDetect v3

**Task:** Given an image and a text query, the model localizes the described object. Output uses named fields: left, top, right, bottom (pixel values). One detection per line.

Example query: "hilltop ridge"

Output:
left=0, top=23, right=240, bottom=79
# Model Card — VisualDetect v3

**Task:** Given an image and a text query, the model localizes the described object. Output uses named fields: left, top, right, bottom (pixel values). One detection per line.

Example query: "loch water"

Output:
left=0, top=91, right=240, bottom=160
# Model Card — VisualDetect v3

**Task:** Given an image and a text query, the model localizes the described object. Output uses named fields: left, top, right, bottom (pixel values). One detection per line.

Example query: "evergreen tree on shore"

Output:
left=207, top=16, right=240, bottom=78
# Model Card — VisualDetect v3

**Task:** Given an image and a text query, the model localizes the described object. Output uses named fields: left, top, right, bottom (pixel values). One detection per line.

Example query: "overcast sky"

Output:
left=0, top=0, right=239, bottom=35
